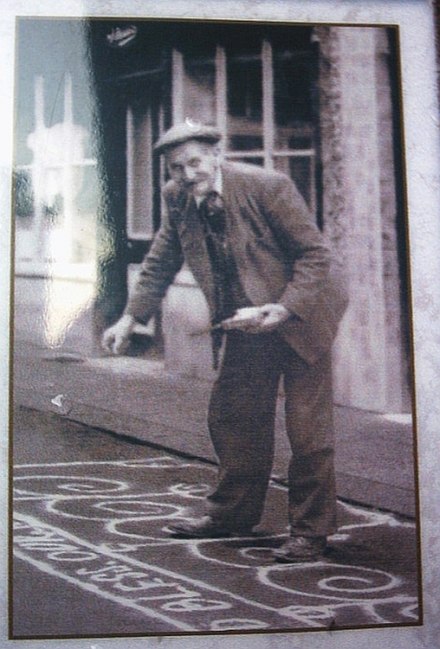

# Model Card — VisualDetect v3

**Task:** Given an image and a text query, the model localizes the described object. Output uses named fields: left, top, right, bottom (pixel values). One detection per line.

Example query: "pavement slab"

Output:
left=13, top=339, right=418, bottom=517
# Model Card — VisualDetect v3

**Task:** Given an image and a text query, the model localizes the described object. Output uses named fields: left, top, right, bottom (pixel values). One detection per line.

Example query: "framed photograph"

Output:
left=1, top=1, right=440, bottom=648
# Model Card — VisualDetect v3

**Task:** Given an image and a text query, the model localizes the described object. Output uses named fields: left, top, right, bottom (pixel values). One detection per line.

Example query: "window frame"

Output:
left=125, top=34, right=319, bottom=242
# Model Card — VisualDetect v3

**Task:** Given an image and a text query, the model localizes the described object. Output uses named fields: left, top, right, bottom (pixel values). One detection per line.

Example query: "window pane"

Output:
left=14, top=169, right=34, bottom=226
left=41, top=167, right=65, bottom=227
left=14, top=168, right=35, bottom=263
left=76, top=164, right=98, bottom=216
left=227, top=156, right=264, bottom=167
left=274, top=155, right=314, bottom=208
left=126, top=104, right=153, bottom=239
left=183, top=43, right=216, bottom=124
left=226, top=42, right=262, bottom=152
left=285, top=132, right=314, bottom=150
left=273, top=47, right=314, bottom=150
left=228, top=135, right=263, bottom=151
left=73, top=164, right=98, bottom=263
left=14, top=164, right=99, bottom=265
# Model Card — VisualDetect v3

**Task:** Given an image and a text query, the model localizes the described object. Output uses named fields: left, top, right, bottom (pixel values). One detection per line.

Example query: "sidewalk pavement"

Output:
left=12, top=334, right=417, bottom=518
left=12, top=408, right=420, bottom=637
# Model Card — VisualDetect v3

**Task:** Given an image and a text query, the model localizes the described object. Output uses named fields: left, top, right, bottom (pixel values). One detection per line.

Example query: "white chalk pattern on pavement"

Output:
left=13, top=513, right=288, bottom=631
left=13, top=457, right=419, bottom=633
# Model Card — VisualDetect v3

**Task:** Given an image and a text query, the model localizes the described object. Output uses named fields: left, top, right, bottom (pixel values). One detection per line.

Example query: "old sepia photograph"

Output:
left=10, top=15, right=422, bottom=641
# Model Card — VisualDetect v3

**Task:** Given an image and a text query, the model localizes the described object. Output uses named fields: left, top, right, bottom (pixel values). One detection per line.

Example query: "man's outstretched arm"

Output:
left=102, top=199, right=184, bottom=354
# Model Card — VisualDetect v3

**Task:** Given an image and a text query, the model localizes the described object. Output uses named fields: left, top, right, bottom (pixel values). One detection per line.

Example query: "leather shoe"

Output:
left=273, top=535, right=327, bottom=563
left=168, top=515, right=252, bottom=539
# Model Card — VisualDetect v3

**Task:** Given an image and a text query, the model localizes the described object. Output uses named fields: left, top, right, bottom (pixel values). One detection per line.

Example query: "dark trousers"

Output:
left=206, top=331, right=336, bottom=538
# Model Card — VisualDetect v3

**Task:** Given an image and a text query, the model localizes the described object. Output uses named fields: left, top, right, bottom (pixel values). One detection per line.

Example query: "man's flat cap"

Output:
left=154, top=120, right=221, bottom=154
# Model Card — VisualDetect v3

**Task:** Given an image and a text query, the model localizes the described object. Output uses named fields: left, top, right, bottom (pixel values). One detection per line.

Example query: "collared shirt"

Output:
left=196, top=172, right=249, bottom=325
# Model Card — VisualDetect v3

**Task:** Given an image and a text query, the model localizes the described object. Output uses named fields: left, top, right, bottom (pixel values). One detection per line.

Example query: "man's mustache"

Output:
left=184, top=178, right=205, bottom=186
left=183, top=179, right=211, bottom=193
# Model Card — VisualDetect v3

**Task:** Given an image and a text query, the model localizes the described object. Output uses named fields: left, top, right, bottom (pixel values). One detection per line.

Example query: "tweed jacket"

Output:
left=124, top=161, right=348, bottom=364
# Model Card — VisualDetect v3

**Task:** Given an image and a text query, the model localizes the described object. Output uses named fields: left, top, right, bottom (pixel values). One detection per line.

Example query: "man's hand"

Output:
left=221, top=304, right=290, bottom=334
left=101, top=314, right=136, bottom=355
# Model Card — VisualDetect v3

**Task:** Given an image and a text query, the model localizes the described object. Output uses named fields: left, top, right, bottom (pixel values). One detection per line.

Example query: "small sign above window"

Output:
left=106, top=25, right=137, bottom=48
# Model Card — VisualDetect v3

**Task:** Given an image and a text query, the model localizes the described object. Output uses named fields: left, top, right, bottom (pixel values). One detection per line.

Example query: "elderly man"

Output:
left=102, top=120, right=348, bottom=562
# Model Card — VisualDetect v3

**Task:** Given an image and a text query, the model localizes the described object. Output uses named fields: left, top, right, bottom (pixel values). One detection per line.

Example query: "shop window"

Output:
left=14, top=75, right=98, bottom=276
left=173, top=33, right=318, bottom=214
left=128, top=28, right=319, bottom=244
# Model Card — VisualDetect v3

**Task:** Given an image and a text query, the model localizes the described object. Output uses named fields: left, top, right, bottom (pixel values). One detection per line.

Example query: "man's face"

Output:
left=166, top=140, right=219, bottom=198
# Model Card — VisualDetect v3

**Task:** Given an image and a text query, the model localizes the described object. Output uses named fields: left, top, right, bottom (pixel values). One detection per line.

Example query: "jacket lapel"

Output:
left=220, top=163, right=248, bottom=260
left=179, top=192, right=216, bottom=311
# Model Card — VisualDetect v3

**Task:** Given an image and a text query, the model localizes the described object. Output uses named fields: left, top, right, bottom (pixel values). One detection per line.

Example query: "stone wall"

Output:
left=318, top=26, right=409, bottom=413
